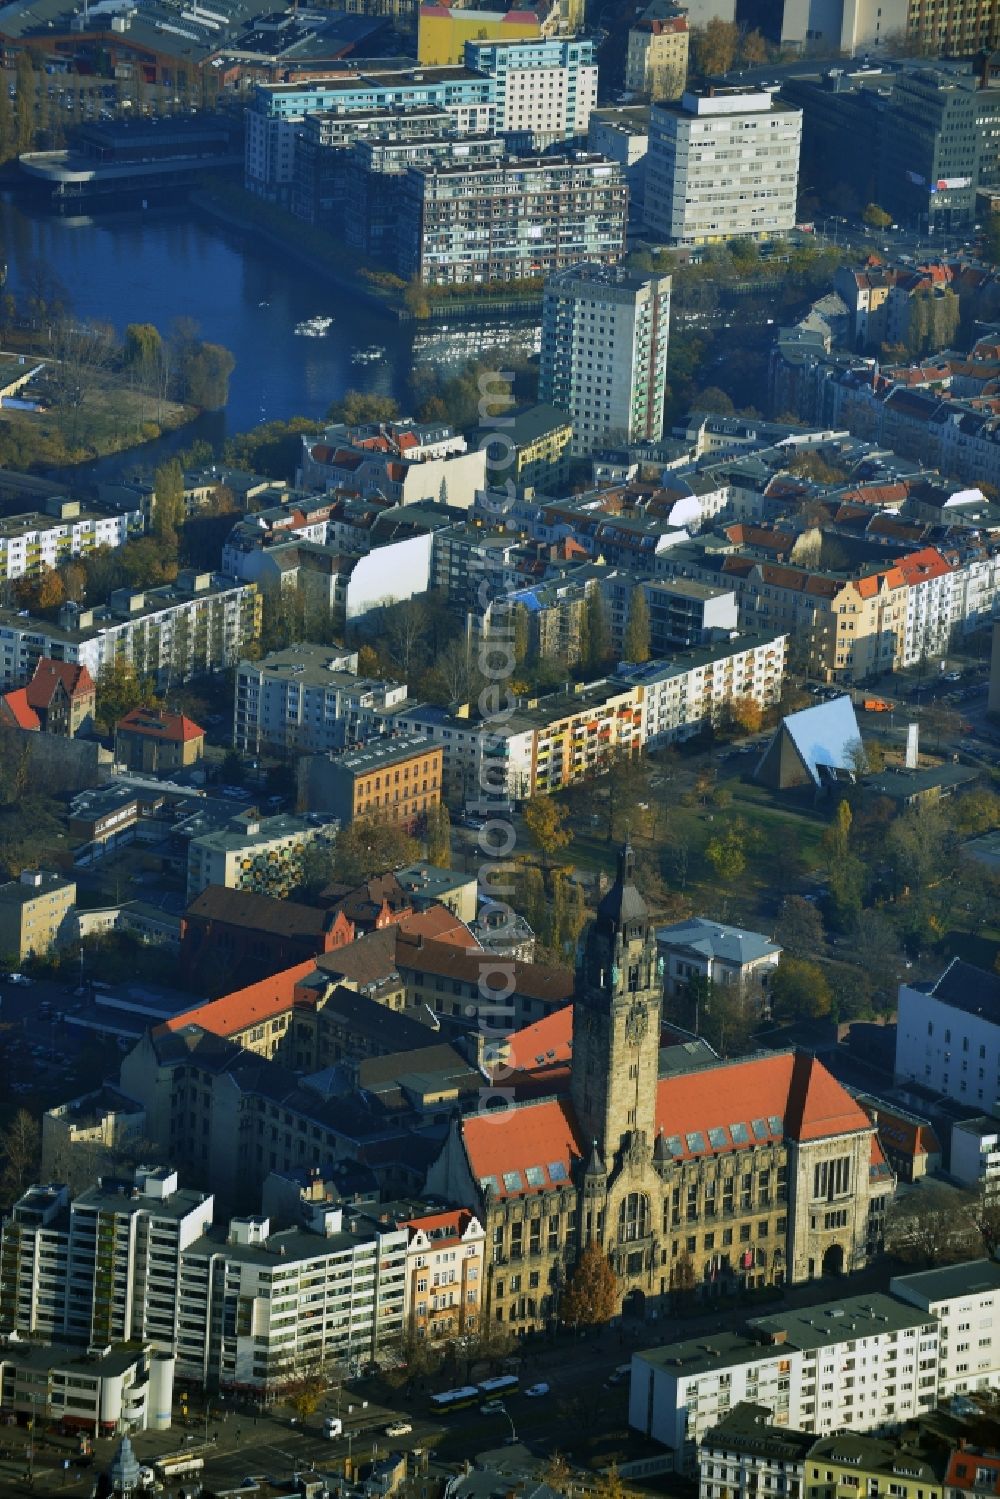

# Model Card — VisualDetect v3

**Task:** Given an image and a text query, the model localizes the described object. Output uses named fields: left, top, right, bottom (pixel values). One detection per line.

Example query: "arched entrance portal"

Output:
left=822, top=1243, right=845, bottom=1276
left=622, top=1288, right=646, bottom=1319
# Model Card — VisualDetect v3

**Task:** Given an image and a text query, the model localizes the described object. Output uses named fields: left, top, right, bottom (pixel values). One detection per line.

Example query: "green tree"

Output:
left=0, top=1109, right=40, bottom=1208
left=152, top=458, right=185, bottom=541
left=331, top=818, right=420, bottom=886
left=622, top=585, right=651, bottom=664
left=512, top=860, right=547, bottom=939
left=177, top=340, right=235, bottom=409
left=15, top=51, right=35, bottom=153
left=824, top=799, right=853, bottom=863
left=425, top=801, right=452, bottom=868
left=738, top=27, right=769, bottom=64
left=692, top=385, right=735, bottom=414
left=693, top=17, right=738, bottom=74
left=327, top=390, right=400, bottom=426
left=561, top=1243, right=619, bottom=1327
left=775, top=895, right=825, bottom=958
left=886, top=801, right=956, bottom=896
left=863, top=202, right=892, bottom=229
left=95, top=657, right=156, bottom=730
left=551, top=869, right=586, bottom=957
left=984, top=213, right=1000, bottom=265
left=770, top=956, right=831, bottom=1021
left=284, top=1365, right=328, bottom=1419
left=124, top=322, right=162, bottom=371
left=584, top=588, right=611, bottom=673
left=0, top=81, right=14, bottom=164
left=513, top=602, right=530, bottom=667
left=523, top=796, right=572, bottom=872
left=705, top=823, right=747, bottom=882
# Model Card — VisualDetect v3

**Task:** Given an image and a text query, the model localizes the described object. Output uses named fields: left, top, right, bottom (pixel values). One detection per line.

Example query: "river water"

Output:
left=0, top=194, right=540, bottom=475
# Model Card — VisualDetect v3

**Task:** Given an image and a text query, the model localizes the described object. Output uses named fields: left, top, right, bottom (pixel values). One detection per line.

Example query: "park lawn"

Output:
left=561, top=773, right=831, bottom=925
left=0, top=378, right=194, bottom=468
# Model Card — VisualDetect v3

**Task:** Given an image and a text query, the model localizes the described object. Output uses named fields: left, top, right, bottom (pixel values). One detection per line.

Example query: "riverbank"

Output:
left=192, top=182, right=544, bottom=324
left=0, top=374, right=197, bottom=472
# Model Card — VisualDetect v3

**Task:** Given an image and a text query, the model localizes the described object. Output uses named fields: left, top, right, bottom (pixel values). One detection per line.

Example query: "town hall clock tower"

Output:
left=570, top=844, right=663, bottom=1170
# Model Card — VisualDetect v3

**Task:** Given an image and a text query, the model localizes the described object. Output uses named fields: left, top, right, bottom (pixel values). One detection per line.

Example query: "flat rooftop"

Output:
left=890, top=1258, right=1000, bottom=1304
left=637, top=1291, right=935, bottom=1378
left=325, top=734, right=437, bottom=774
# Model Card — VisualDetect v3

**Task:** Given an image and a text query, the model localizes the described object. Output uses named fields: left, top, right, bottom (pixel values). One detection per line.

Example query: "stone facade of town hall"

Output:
left=426, top=848, right=893, bottom=1332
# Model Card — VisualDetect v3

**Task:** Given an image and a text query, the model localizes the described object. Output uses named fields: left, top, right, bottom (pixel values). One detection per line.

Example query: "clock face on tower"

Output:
left=625, top=1001, right=648, bottom=1046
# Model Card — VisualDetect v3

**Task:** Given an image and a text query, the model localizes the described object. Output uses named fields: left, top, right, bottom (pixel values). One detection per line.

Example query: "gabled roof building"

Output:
left=427, top=847, right=893, bottom=1333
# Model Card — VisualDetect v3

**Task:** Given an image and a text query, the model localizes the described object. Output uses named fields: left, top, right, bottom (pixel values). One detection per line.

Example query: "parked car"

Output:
left=481, top=1400, right=505, bottom=1415
left=525, top=1383, right=550, bottom=1398
left=6, top=974, right=31, bottom=986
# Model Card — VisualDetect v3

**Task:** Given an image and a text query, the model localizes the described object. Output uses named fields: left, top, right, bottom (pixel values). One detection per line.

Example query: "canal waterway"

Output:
left=0, top=194, right=540, bottom=475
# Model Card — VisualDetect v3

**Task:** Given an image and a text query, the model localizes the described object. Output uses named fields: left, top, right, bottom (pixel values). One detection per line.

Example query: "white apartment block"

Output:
left=177, top=1206, right=407, bottom=1393
left=2, top=1174, right=409, bottom=1401
left=0, top=501, right=139, bottom=585
left=244, top=69, right=496, bottom=201
left=395, top=702, right=536, bottom=804
left=645, top=87, right=802, bottom=245
left=629, top=1292, right=940, bottom=1467
left=0, top=1169, right=214, bottom=1351
left=234, top=643, right=406, bottom=756
left=464, top=37, right=597, bottom=147
left=949, top=1116, right=1000, bottom=1193
left=620, top=631, right=787, bottom=746
left=399, top=630, right=785, bottom=799
left=891, top=1260, right=1000, bottom=1399
left=539, top=263, right=671, bottom=455
left=0, top=571, right=260, bottom=692
left=895, top=959, right=1000, bottom=1112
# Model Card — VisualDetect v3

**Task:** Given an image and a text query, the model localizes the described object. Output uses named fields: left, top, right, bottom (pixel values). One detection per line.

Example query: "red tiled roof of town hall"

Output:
left=118, top=707, right=204, bottom=743
left=0, top=688, right=41, bottom=731
left=160, top=958, right=319, bottom=1038
left=26, top=659, right=94, bottom=708
left=655, top=1051, right=870, bottom=1158
left=500, top=1007, right=573, bottom=1096
left=463, top=1097, right=583, bottom=1197
left=463, top=1052, right=870, bottom=1196
left=507, top=1006, right=573, bottom=1072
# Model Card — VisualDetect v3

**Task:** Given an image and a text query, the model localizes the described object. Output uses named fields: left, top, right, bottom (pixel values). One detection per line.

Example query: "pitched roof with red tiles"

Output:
left=0, top=688, right=41, bottom=731
left=461, top=1050, right=872, bottom=1198
left=506, top=1006, right=572, bottom=1072
left=869, top=1104, right=941, bottom=1160
left=895, top=546, right=953, bottom=585
left=463, top=1097, right=583, bottom=1198
left=160, top=958, right=319, bottom=1038
left=402, top=1207, right=482, bottom=1244
left=870, top=1135, right=893, bottom=1183
left=26, top=659, right=95, bottom=708
left=654, top=1050, right=870, bottom=1161
left=117, top=707, right=204, bottom=743
left=398, top=905, right=478, bottom=948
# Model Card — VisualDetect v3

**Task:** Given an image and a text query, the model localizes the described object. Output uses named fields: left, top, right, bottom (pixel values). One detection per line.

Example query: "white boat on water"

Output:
left=295, top=315, right=334, bottom=337
left=351, top=345, right=386, bottom=364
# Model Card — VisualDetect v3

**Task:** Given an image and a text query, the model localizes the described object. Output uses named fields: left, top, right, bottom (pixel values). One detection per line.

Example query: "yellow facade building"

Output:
left=417, top=2, right=546, bottom=65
